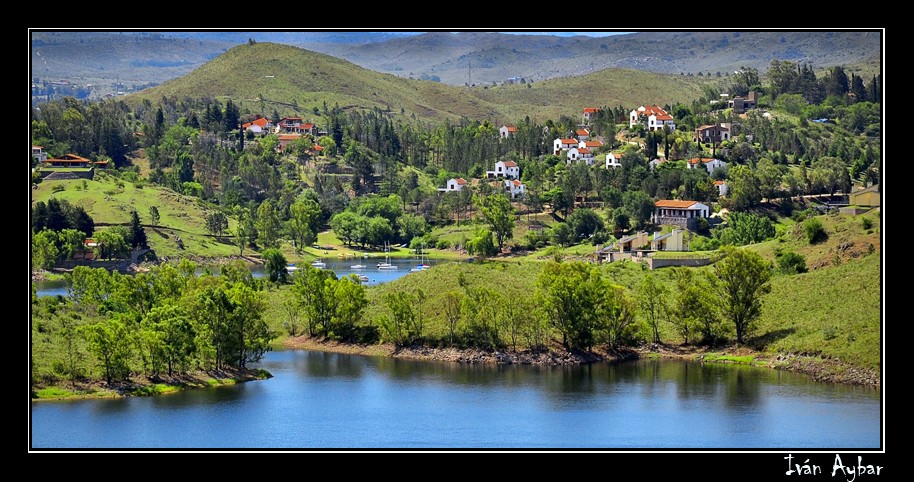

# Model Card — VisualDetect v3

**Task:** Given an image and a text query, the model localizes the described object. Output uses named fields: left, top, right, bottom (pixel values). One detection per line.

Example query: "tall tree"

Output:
left=286, top=198, right=321, bottom=252
left=712, top=247, right=772, bottom=344
left=476, top=193, right=516, bottom=251
left=639, top=274, right=668, bottom=344
left=129, top=210, right=148, bottom=249
left=255, top=200, right=281, bottom=249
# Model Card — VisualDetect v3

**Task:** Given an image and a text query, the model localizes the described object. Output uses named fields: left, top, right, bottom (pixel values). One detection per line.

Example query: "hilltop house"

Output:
left=849, top=184, right=880, bottom=207
left=504, top=179, right=526, bottom=199
left=567, top=147, right=595, bottom=165
left=499, top=124, right=518, bottom=138
left=728, top=91, right=758, bottom=114
left=41, top=153, right=92, bottom=168
left=439, top=178, right=467, bottom=192
left=605, top=151, right=624, bottom=168
left=575, top=129, right=590, bottom=142
left=582, top=107, right=599, bottom=124
left=243, top=117, right=272, bottom=135
left=554, top=138, right=579, bottom=155
left=32, top=145, right=47, bottom=163
left=653, top=200, right=709, bottom=229
left=486, top=160, right=520, bottom=180
left=630, top=105, right=676, bottom=131
left=694, top=124, right=730, bottom=144
left=687, top=157, right=727, bottom=174
left=580, top=139, right=603, bottom=150
left=276, top=118, right=317, bottom=135
left=650, top=229, right=685, bottom=251
left=714, top=180, right=729, bottom=197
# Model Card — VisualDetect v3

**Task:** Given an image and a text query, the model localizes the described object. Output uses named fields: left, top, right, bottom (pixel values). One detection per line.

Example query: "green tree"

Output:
left=598, top=283, right=638, bottom=349
left=477, top=192, right=516, bottom=250
left=32, top=230, right=59, bottom=270
left=567, top=208, right=605, bottom=241
left=804, top=217, right=827, bottom=244
left=466, top=227, right=498, bottom=257
left=256, top=200, right=281, bottom=249
left=639, top=274, right=668, bottom=344
left=443, top=290, right=463, bottom=346
left=622, top=190, right=654, bottom=228
left=57, top=228, right=86, bottom=260
left=550, top=222, right=573, bottom=247
left=128, top=210, right=148, bottom=249
left=329, top=211, right=361, bottom=246
left=287, top=198, right=321, bottom=252
left=725, top=165, right=762, bottom=211
left=777, top=251, right=808, bottom=274
left=149, top=206, right=160, bottom=226
left=716, top=212, right=776, bottom=246
left=332, top=275, right=368, bottom=341
left=141, top=304, right=196, bottom=376
left=713, top=248, right=772, bottom=344
left=261, top=248, right=288, bottom=283
left=292, top=266, right=337, bottom=337
left=80, top=316, right=134, bottom=383
left=379, top=291, right=422, bottom=346
left=537, top=261, right=600, bottom=350
left=93, top=229, right=128, bottom=259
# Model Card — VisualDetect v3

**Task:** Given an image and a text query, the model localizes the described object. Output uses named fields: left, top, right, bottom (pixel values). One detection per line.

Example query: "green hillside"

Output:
left=130, top=42, right=709, bottom=123
left=31, top=173, right=240, bottom=258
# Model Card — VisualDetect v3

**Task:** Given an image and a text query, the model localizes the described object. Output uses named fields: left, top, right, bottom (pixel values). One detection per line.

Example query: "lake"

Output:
left=30, top=350, right=880, bottom=449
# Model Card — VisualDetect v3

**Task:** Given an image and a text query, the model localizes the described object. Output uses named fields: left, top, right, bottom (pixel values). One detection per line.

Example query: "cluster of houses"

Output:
left=439, top=160, right=527, bottom=199
left=32, top=148, right=110, bottom=174
left=243, top=116, right=327, bottom=154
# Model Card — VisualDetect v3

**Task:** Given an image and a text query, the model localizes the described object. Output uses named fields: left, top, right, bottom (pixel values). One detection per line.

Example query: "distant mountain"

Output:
left=306, top=31, right=881, bottom=85
left=160, top=31, right=420, bottom=45
left=31, top=32, right=233, bottom=88
left=129, top=42, right=710, bottom=124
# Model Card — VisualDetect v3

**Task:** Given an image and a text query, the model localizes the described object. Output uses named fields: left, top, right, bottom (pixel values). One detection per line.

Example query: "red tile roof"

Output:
left=578, top=148, right=592, bottom=155
left=584, top=141, right=603, bottom=148
left=576, top=129, right=589, bottom=136
left=278, top=134, right=301, bottom=141
left=502, top=124, right=518, bottom=131
left=312, top=145, right=324, bottom=151
left=502, top=161, right=518, bottom=167
left=560, top=138, right=578, bottom=145
left=713, top=180, right=726, bottom=186
left=511, top=180, right=523, bottom=186
left=43, top=154, right=91, bottom=164
left=687, top=157, right=717, bottom=165
left=583, top=107, right=599, bottom=113
left=456, top=178, right=467, bottom=185
left=655, top=200, right=700, bottom=208
left=32, top=145, right=42, bottom=149
left=302, top=123, right=315, bottom=129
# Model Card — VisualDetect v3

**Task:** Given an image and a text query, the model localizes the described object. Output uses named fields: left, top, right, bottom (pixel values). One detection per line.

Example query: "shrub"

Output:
left=52, top=184, right=65, bottom=193
left=435, top=239, right=451, bottom=250
left=861, top=217, right=873, bottom=230
left=804, top=218, right=827, bottom=244
left=777, top=251, right=807, bottom=275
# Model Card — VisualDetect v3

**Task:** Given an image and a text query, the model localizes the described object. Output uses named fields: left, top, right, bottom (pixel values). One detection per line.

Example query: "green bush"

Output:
left=777, top=251, right=807, bottom=275
left=435, top=239, right=451, bottom=250
left=861, top=217, right=873, bottom=230
left=52, top=184, right=65, bottom=193
left=804, top=218, right=827, bottom=244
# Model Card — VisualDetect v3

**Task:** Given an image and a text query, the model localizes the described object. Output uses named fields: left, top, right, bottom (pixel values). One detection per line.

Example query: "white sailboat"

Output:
left=311, top=259, right=327, bottom=268
left=410, top=243, right=430, bottom=272
left=377, top=241, right=398, bottom=270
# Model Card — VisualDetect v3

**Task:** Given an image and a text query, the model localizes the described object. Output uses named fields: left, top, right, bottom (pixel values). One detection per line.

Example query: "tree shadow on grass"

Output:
left=747, top=327, right=796, bottom=350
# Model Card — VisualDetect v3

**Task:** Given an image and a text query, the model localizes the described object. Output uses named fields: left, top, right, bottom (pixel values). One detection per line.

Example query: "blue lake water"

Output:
left=30, top=350, right=881, bottom=449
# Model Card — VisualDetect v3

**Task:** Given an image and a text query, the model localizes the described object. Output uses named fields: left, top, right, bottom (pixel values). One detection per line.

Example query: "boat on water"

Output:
left=410, top=243, right=431, bottom=272
left=377, top=242, right=398, bottom=270
left=311, top=259, right=327, bottom=268
left=356, top=274, right=370, bottom=282
left=350, top=264, right=366, bottom=269
left=286, top=264, right=299, bottom=272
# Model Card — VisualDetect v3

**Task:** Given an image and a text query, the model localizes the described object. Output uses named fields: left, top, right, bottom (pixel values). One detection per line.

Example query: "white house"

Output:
left=567, top=147, right=595, bottom=165
left=499, top=124, right=518, bottom=138
left=650, top=229, right=686, bottom=251
left=648, top=158, right=665, bottom=170
left=504, top=179, right=526, bottom=199
left=575, top=129, right=590, bottom=141
left=687, top=157, right=727, bottom=174
left=554, top=138, right=579, bottom=155
left=31, top=145, right=47, bottom=163
left=714, top=180, right=729, bottom=197
left=579, top=139, right=603, bottom=150
left=486, top=160, right=520, bottom=179
left=439, top=177, right=468, bottom=192
left=582, top=107, right=599, bottom=124
left=629, top=105, right=676, bottom=131
left=243, top=117, right=271, bottom=135
left=605, top=151, right=624, bottom=168
left=653, top=200, right=709, bottom=224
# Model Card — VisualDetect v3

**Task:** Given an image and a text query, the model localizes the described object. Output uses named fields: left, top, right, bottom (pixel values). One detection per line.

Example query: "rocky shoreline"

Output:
left=281, top=337, right=880, bottom=388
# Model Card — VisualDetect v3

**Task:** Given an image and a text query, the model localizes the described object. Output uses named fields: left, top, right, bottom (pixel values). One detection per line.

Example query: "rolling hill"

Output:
left=129, top=42, right=712, bottom=124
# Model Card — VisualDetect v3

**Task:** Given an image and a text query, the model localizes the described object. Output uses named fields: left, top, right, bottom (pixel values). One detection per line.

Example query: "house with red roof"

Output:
left=486, top=160, right=520, bottom=180
left=605, top=151, right=625, bottom=169
left=629, top=105, right=676, bottom=131
left=714, top=180, right=728, bottom=197
left=566, top=147, right=595, bottom=166
left=499, top=124, right=518, bottom=138
left=686, top=157, right=727, bottom=174
left=42, top=153, right=92, bottom=168
left=439, top=178, right=467, bottom=192
left=242, top=117, right=272, bottom=135
left=575, top=128, right=590, bottom=142
left=694, top=123, right=730, bottom=144
left=553, top=138, right=579, bottom=155
left=582, top=107, right=600, bottom=124
left=504, top=179, right=526, bottom=199
left=653, top=200, right=709, bottom=227
left=579, top=139, right=603, bottom=150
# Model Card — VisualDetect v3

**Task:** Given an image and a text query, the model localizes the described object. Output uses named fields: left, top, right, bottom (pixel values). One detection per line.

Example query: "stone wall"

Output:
left=646, top=257, right=712, bottom=270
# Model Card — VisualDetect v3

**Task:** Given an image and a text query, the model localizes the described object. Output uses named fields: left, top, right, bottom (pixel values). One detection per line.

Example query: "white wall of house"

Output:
left=606, top=152, right=622, bottom=168
left=499, top=126, right=514, bottom=138
left=444, top=179, right=464, bottom=191
left=716, top=182, right=729, bottom=197
left=689, top=158, right=727, bottom=174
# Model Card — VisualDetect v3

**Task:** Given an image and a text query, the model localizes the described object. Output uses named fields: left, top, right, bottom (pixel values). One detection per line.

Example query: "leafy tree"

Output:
left=622, top=190, right=654, bottom=228
left=80, top=316, right=134, bottom=383
left=205, top=211, right=229, bottom=238
left=715, top=212, right=776, bottom=246
left=32, top=230, right=59, bottom=270
left=396, top=213, right=428, bottom=244
left=443, top=290, right=463, bottom=346
left=379, top=291, right=423, bottom=347
left=292, top=266, right=337, bottom=337
left=57, top=228, right=86, bottom=261
left=256, top=200, right=281, bottom=249
left=567, top=208, right=605, bottom=241
left=141, top=304, right=196, bottom=376
left=329, top=211, right=361, bottom=246
left=149, top=206, right=160, bottom=226
left=537, top=261, right=600, bottom=350
left=261, top=248, right=288, bottom=283
left=477, top=193, right=516, bottom=250
left=129, top=210, right=148, bottom=249
left=713, top=247, right=772, bottom=344
left=611, top=208, right=630, bottom=236
left=332, top=275, right=368, bottom=341
left=94, top=229, right=128, bottom=259
left=286, top=198, right=321, bottom=252
left=725, top=165, right=762, bottom=211
left=466, top=227, right=498, bottom=258
left=550, top=222, right=573, bottom=247
left=598, top=283, right=638, bottom=349
left=639, top=274, right=668, bottom=344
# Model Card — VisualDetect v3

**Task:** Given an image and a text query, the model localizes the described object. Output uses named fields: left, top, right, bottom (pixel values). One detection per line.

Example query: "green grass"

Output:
left=703, top=353, right=757, bottom=365
left=31, top=172, right=243, bottom=259
left=39, top=167, right=93, bottom=173
left=129, top=383, right=180, bottom=396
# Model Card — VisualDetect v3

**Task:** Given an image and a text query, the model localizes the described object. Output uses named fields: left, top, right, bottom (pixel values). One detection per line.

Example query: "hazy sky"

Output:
left=498, top=32, right=632, bottom=37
